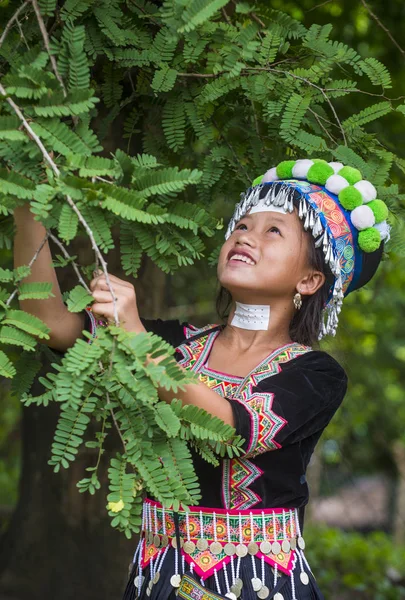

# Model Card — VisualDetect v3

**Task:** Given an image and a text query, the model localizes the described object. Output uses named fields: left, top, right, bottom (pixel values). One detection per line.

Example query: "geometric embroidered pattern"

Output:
left=222, top=457, right=263, bottom=510
left=234, top=386, right=287, bottom=458
left=174, top=324, right=312, bottom=511
left=141, top=499, right=298, bottom=579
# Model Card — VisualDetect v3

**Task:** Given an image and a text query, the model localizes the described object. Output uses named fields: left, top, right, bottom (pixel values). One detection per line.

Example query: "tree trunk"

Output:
left=0, top=242, right=167, bottom=600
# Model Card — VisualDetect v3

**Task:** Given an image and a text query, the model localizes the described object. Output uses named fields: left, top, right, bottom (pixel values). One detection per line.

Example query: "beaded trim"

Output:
left=140, top=499, right=305, bottom=579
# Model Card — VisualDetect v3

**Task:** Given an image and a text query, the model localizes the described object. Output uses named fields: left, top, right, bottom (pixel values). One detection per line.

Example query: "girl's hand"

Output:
left=89, top=270, right=145, bottom=333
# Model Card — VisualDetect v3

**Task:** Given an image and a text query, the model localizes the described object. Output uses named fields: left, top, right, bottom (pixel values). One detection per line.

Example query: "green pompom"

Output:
left=252, top=175, right=263, bottom=186
left=276, top=160, right=295, bottom=179
left=307, top=163, right=334, bottom=185
left=358, top=227, right=381, bottom=253
left=338, top=166, right=362, bottom=185
left=311, top=158, right=328, bottom=164
left=338, top=186, right=363, bottom=210
left=367, top=199, right=388, bottom=223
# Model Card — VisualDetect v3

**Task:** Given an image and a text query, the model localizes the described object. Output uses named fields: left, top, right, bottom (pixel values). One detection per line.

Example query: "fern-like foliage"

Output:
left=1, top=0, right=402, bottom=538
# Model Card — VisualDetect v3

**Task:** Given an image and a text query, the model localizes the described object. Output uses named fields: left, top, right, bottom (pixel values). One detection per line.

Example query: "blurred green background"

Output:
left=1, top=0, right=405, bottom=598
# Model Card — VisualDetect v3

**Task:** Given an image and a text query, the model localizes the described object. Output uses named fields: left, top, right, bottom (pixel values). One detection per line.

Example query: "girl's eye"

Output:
left=235, top=224, right=247, bottom=230
left=268, top=226, right=281, bottom=234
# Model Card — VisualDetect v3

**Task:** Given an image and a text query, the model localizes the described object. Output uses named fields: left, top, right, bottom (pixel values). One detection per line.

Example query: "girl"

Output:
left=14, top=158, right=389, bottom=600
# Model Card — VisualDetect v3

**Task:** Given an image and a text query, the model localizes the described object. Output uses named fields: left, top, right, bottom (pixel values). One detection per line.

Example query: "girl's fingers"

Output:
left=89, top=273, right=133, bottom=292
left=91, top=289, right=119, bottom=303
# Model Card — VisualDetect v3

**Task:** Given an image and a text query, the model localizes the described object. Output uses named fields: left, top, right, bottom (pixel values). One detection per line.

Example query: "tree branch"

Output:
left=360, top=0, right=405, bottom=60
left=6, top=230, right=50, bottom=307
left=31, top=0, right=67, bottom=96
left=47, top=232, right=91, bottom=294
left=0, top=0, right=30, bottom=49
left=0, top=83, right=120, bottom=326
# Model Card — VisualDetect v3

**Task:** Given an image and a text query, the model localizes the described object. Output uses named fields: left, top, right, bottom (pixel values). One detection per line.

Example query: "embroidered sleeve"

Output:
left=227, top=351, right=347, bottom=458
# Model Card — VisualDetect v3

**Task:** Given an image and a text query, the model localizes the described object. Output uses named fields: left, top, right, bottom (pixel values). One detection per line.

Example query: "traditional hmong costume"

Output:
left=84, top=158, right=388, bottom=600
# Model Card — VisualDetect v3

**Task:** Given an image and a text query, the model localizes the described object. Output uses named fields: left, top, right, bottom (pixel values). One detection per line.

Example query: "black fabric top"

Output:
left=104, top=315, right=348, bottom=513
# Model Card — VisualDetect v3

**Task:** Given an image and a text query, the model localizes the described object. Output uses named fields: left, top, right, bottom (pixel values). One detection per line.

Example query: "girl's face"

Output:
left=217, top=208, right=318, bottom=304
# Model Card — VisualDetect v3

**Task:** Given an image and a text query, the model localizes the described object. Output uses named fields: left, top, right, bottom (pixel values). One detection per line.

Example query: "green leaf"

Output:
left=3, top=310, right=50, bottom=339
left=18, top=282, right=55, bottom=300
left=0, top=350, right=16, bottom=378
left=66, top=286, right=94, bottom=313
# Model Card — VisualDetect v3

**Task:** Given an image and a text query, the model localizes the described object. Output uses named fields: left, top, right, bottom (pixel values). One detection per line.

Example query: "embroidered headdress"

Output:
left=225, top=159, right=390, bottom=340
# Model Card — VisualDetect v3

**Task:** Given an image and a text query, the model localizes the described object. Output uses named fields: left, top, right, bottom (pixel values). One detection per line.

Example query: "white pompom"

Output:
left=292, top=159, right=314, bottom=179
left=353, top=180, right=377, bottom=203
left=328, top=162, right=344, bottom=174
left=325, top=174, right=350, bottom=195
left=262, top=167, right=279, bottom=183
left=350, top=205, right=376, bottom=230
left=375, top=221, right=391, bottom=241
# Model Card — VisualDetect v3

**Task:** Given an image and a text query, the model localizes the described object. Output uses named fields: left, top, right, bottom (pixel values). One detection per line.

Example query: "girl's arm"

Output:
left=13, top=204, right=85, bottom=351
left=129, top=320, right=235, bottom=427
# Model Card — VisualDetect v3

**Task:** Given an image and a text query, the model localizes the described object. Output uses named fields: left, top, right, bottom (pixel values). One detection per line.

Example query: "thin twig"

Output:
left=17, top=17, right=31, bottom=50
left=6, top=230, right=50, bottom=306
left=0, top=0, right=30, bottom=49
left=48, top=232, right=91, bottom=293
left=360, top=0, right=405, bottom=59
left=221, top=7, right=231, bottom=24
left=308, top=107, right=337, bottom=145
left=0, top=83, right=120, bottom=325
left=31, top=0, right=67, bottom=96
left=177, top=72, right=217, bottom=78
left=250, top=12, right=265, bottom=28
left=270, top=68, right=348, bottom=146
left=306, top=0, right=334, bottom=12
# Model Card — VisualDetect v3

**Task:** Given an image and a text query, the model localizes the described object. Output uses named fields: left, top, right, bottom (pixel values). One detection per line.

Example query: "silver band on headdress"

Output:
left=225, top=183, right=344, bottom=340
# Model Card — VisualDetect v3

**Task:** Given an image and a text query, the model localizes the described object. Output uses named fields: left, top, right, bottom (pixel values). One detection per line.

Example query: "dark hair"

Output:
left=215, top=234, right=334, bottom=347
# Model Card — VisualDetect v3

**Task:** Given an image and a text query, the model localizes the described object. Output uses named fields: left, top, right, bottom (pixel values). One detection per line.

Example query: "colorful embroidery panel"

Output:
left=141, top=499, right=298, bottom=579
left=174, top=325, right=312, bottom=511
left=222, top=457, right=263, bottom=510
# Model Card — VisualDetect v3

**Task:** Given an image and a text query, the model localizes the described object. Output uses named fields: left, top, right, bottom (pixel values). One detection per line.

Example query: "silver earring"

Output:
left=293, top=291, right=302, bottom=310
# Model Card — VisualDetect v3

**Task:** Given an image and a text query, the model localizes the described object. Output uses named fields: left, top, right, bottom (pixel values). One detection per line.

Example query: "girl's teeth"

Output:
left=230, top=254, right=255, bottom=265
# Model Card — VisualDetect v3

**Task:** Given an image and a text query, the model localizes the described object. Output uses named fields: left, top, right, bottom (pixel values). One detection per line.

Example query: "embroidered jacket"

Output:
left=135, top=318, right=348, bottom=513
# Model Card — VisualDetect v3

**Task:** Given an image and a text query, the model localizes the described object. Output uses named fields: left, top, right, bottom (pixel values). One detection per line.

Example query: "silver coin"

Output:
left=152, top=572, right=160, bottom=585
left=235, top=543, right=248, bottom=557
left=248, top=541, right=259, bottom=555
left=225, top=593, right=237, bottom=600
left=234, top=578, right=243, bottom=590
left=297, top=536, right=305, bottom=550
left=146, top=587, right=151, bottom=596
left=210, top=541, right=223, bottom=555
left=134, top=575, right=144, bottom=588
left=271, top=541, right=281, bottom=555
left=196, top=538, right=209, bottom=551
left=230, top=585, right=241, bottom=598
left=251, top=577, right=262, bottom=592
left=153, top=534, right=161, bottom=548
left=170, top=574, right=181, bottom=588
left=146, top=531, right=154, bottom=545
left=257, top=585, right=270, bottom=599
left=184, top=541, right=196, bottom=554
left=281, top=539, right=291, bottom=553
left=300, top=572, right=309, bottom=585
left=161, top=534, right=169, bottom=547
left=224, top=542, right=237, bottom=556
left=171, top=536, right=184, bottom=549
left=290, top=537, right=297, bottom=550
left=274, top=594, right=284, bottom=600
left=259, top=541, right=272, bottom=555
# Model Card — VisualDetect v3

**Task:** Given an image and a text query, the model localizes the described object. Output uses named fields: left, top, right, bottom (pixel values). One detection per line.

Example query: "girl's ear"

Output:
left=298, top=270, right=325, bottom=297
